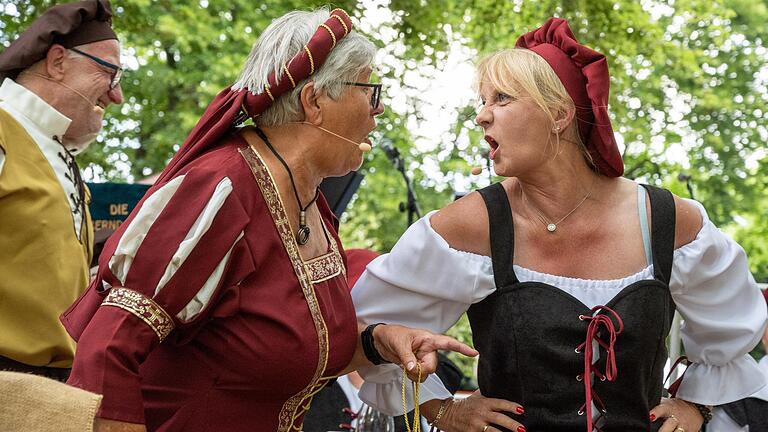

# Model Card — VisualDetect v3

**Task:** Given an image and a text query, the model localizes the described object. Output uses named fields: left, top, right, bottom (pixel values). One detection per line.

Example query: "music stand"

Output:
left=319, top=171, right=365, bottom=219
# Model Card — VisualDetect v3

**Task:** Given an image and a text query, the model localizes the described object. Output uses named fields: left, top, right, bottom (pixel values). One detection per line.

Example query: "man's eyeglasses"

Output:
left=343, top=82, right=382, bottom=109
left=70, top=48, right=123, bottom=90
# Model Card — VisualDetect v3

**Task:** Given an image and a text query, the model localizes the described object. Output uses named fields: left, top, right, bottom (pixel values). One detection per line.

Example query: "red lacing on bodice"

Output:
left=575, top=305, right=624, bottom=432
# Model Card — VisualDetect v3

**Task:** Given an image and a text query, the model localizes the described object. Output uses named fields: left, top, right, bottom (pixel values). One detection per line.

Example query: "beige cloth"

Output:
left=0, top=371, right=102, bottom=432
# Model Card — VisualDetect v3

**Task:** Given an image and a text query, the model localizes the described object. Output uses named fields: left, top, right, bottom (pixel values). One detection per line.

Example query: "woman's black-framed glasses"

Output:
left=343, top=82, right=382, bottom=109
left=70, top=47, right=123, bottom=90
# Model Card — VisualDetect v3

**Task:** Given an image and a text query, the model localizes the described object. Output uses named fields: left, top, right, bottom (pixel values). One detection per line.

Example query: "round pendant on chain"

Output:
left=547, top=223, right=557, bottom=232
left=255, top=128, right=319, bottom=248
left=296, top=210, right=312, bottom=245
left=296, top=225, right=311, bottom=245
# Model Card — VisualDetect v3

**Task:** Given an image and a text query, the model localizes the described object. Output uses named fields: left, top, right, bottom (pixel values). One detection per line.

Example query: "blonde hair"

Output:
left=476, top=48, right=594, bottom=166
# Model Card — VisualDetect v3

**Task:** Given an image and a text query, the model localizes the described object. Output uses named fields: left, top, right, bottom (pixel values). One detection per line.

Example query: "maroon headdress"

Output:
left=516, top=18, right=623, bottom=177
left=156, top=8, right=354, bottom=184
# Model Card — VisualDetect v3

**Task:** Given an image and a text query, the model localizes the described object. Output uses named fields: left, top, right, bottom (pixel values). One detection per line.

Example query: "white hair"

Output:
left=232, top=8, right=376, bottom=127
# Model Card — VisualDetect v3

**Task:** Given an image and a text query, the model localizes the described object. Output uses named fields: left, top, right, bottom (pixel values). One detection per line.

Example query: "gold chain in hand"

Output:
left=401, top=363, right=422, bottom=432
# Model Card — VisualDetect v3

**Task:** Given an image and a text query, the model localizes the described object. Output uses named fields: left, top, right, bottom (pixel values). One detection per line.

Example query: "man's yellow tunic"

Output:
left=0, top=79, right=92, bottom=368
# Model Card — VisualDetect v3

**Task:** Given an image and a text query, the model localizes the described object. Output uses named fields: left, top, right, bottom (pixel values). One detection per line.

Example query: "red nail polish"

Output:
left=516, top=406, right=525, bottom=414
left=517, top=427, right=526, bottom=432
left=649, top=414, right=656, bottom=421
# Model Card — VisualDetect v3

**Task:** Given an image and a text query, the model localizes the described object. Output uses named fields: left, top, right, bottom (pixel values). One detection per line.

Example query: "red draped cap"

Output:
left=156, top=8, right=354, bottom=184
left=516, top=18, right=624, bottom=177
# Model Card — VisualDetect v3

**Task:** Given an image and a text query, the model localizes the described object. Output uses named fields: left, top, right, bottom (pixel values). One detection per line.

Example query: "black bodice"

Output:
left=467, top=183, right=677, bottom=432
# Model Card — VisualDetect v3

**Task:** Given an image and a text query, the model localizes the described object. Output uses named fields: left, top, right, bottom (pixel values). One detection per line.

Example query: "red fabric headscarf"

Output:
left=157, top=8, right=354, bottom=184
left=516, top=18, right=623, bottom=177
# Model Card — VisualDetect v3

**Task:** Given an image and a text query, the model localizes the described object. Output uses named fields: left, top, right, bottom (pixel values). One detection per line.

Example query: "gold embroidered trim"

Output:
left=282, top=65, right=296, bottom=88
left=102, top=287, right=175, bottom=342
left=264, top=84, right=275, bottom=102
left=289, top=376, right=337, bottom=430
left=332, top=8, right=351, bottom=20
left=328, top=230, right=347, bottom=281
left=331, top=14, right=349, bottom=36
left=303, top=46, right=315, bottom=74
left=319, top=23, right=337, bottom=48
left=304, top=250, right=344, bottom=284
left=239, top=146, right=331, bottom=432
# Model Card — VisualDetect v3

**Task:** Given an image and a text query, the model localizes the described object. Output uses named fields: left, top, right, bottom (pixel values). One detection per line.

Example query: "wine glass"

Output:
left=355, top=403, right=395, bottom=432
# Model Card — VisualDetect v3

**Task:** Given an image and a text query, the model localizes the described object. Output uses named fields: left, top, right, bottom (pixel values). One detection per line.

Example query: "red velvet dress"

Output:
left=62, top=135, right=358, bottom=431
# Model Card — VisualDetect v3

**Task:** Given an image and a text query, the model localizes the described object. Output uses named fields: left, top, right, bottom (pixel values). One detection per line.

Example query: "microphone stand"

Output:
left=678, top=173, right=696, bottom=200
left=398, top=160, right=422, bottom=226
left=381, top=141, right=421, bottom=226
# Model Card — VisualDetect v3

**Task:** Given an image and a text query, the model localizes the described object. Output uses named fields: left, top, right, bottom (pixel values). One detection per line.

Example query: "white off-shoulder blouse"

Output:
left=351, top=197, right=767, bottom=415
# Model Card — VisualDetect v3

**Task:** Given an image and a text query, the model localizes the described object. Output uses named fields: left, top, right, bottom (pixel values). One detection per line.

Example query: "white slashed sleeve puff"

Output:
left=108, top=173, right=243, bottom=322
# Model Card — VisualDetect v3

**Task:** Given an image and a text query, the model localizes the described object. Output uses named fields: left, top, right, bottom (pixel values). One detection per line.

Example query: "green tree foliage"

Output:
left=3, top=0, right=766, bottom=377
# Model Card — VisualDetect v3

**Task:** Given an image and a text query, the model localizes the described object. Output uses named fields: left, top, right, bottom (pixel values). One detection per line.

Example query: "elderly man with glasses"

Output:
left=0, top=0, right=123, bottom=382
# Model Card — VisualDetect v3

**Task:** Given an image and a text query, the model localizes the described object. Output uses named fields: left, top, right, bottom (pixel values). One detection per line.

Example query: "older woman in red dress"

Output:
left=62, top=8, right=476, bottom=432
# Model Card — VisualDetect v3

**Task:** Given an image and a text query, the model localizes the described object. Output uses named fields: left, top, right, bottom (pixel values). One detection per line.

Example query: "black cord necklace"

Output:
left=254, top=128, right=319, bottom=245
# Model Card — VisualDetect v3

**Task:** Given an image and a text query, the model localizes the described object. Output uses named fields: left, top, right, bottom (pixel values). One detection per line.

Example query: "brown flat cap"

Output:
left=0, top=0, right=117, bottom=81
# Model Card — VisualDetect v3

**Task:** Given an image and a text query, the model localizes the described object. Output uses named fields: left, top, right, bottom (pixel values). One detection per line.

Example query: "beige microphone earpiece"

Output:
left=470, top=166, right=483, bottom=175
left=30, top=72, right=103, bottom=114
left=297, top=122, right=372, bottom=153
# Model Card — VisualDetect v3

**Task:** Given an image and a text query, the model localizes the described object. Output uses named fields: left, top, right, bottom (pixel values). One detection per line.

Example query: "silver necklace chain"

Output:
left=520, top=182, right=593, bottom=233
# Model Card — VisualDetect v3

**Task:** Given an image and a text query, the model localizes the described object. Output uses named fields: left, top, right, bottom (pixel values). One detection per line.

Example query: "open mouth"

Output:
left=485, top=135, right=499, bottom=159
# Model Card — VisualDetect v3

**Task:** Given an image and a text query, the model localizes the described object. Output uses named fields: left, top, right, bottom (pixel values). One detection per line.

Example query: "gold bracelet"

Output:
left=429, top=397, right=453, bottom=429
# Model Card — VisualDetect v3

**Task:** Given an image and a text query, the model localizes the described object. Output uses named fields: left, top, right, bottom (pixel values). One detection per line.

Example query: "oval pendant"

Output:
left=547, top=223, right=557, bottom=232
left=296, top=225, right=311, bottom=245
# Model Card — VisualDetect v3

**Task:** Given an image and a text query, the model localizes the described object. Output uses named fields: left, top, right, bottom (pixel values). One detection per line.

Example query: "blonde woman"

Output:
left=352, top=18, right=766, bottom=432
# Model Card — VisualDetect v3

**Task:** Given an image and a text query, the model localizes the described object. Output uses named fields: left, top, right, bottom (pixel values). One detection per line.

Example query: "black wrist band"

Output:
left=693, top=403, right=713, bottom=424
left=361, top=323, right=390, bottom=365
